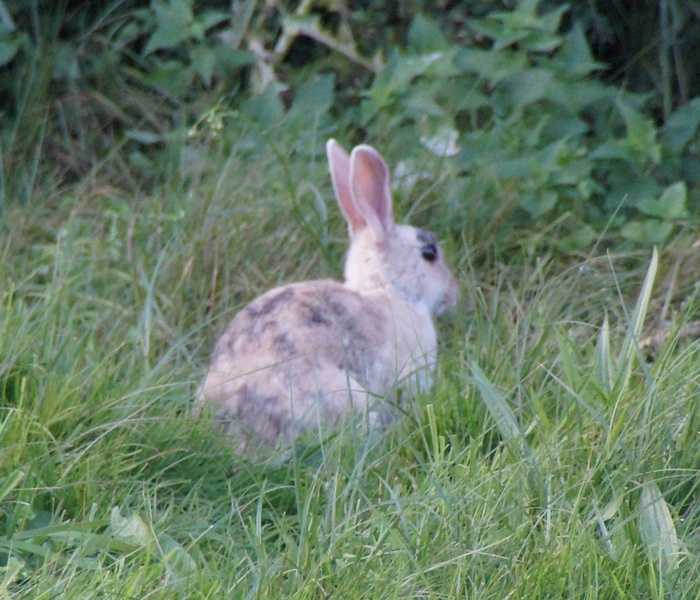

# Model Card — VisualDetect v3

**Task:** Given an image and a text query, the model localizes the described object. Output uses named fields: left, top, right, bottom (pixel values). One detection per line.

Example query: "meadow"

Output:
left=0, top=121, right=698, bottom=598
left=1, top=1, right=700, bottom=597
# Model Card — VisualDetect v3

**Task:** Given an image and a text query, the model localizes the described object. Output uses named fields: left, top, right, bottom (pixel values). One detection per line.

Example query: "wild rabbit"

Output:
left=195, top=139, right=459, bottom=452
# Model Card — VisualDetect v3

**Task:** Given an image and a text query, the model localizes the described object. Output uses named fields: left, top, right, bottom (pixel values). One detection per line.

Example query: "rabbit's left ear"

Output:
left=327, top=139, right=365, bottom=235
left=350, top=145, right=394, bottom=239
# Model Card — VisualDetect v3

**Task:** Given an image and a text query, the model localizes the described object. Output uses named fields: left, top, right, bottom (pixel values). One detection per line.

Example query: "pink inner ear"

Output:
left=350, top=146, right=394, bottom=236
left=327, top=139, right=367, bottom=234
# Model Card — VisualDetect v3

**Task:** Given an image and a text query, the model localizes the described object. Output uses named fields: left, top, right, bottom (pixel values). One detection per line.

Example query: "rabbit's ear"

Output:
left=327, top=139, right=366, bottom=235
left=350, top=145, right=394, bottom=239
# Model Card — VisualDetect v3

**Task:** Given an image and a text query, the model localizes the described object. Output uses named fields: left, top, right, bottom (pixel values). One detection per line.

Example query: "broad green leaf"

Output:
left=110, top=507, right=152, bottom=547
left=243, top=85, right=285, bottom=124
left=109, top=507, right=196, bottom=577
left=363, top=49, right=453, bottom=123
left=287, top=74, right=335, bottom=125
left=616, top=98, right=661, bottom=164
left=467, top=18, right=509, bottom=45
left=199, top=9, right=230, bottom=31
left=503, top=68, right=554, bottom=108
left=523, top=32, right=563, bottom=53
left=660, top=97, right=700, bottom=153
left=404, top=88, right=449, bottom=118
left=369, top=51, right=445, bottom=105
left=621, top=219, right=673, bottom=244
left=191, top=45, right=216, bottom=87
left=144, top=0, right=194, bottom=55
left=539, top=138, right=574, bottom=171
left=140, top=60, right=194, bottom=96
left=207, top=45, right=254, bottom=79
left=558, top=222, right=598, bottom=251
left=456, top=48, right=528, bottom=84
left=0, top=36, right=18, bottom=66
left=556, top=23, right=606, bottom=79
left=0, top=1, right=16, bottom=32
left=589, top=140, right=637, bottom=163
left=539, top=6, right=568, bottom=33
left=637, top=181, right=687, bottom=219
left=407, top=14, right=449, bottom=53
left=551, top=156, right=594, bottom=186
left=219, top=46, right=255, bottom=69
left=604, top=172, right=661, bottom=211
left=520, top=190, right=558, bottom=217
left=492, top=156, right=535, bottom=179
left=159, top=532, right=198, bottom=576
left=455, top=88, right=490, bottom=111
left=543, top=115, right=589, bottom=141
left=639, top=479, right=681, bottom=575
left=470, top=0, right=567, bottom=52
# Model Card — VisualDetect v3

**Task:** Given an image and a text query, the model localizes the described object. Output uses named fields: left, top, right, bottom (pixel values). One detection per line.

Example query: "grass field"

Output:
left=1, top=127, right=699, bottom=598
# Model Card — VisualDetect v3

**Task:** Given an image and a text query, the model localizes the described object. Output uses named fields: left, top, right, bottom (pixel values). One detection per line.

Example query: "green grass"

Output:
left=1, top=126, right=699, bottom=599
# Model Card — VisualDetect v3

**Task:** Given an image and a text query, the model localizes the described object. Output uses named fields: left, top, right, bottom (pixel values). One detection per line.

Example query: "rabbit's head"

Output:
left=327, top=139, right=459, bottom=316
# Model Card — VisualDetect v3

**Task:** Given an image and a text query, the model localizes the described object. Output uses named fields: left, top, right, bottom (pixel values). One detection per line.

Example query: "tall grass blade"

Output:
left=137, top=245, right=169, bottom=361
left=470, top=362, right=522, bottom=445
left=470, top=362, right=543, bottom=501
left=425, top=403, right=446, bottom=462
left=617, top=247, right=658, bottom=393
left=639, top=479, right=681, bottom=576
left=0, top=470, right=24, bottom=505
left=595, top=313, right=613, bottom=395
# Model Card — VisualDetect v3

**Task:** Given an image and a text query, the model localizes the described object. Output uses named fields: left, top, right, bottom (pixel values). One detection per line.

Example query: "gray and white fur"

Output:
left=195, top=139, right=459, bottom=453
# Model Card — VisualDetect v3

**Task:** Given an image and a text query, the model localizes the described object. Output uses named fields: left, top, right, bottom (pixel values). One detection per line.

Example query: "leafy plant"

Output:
left=1, top=0, right=699, bottom=250
left=352, top=1, right=696, bottom=249
left=0, top=0, right=256, bottom=202
left=128, top=0, right=253, bottom=98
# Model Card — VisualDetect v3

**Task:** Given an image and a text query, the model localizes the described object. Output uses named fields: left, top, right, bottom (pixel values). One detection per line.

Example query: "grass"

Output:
left=1, top=121, right=699, bottom=599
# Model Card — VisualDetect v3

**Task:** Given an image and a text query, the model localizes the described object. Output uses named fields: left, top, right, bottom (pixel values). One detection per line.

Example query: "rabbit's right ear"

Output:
left=327, top=139, right=366, bottom=235
left=349, top=145, right=394, bottom=239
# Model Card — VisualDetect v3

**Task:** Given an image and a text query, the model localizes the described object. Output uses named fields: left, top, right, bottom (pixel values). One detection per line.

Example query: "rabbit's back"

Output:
left=197, top=280, right=396, bottom=447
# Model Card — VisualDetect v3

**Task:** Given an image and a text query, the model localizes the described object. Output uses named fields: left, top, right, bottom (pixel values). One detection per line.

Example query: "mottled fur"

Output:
left=195, top=140, right=459, bottom=453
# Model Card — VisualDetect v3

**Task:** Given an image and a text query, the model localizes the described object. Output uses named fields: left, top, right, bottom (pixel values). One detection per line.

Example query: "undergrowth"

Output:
left=1, top=1, right=699, bottom=597
left=1, top=125, right=699, bottom=598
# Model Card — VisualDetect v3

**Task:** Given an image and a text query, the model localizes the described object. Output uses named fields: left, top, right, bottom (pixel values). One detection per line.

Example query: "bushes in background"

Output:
left=0, top=0, right=698, bottom=248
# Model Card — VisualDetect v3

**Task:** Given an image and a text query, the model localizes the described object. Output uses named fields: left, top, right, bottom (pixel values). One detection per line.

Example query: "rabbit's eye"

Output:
left=421, top=242, right=438, bottom=262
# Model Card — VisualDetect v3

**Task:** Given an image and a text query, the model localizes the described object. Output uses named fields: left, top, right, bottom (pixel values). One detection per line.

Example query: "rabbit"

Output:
left=195, top=139, right=459, bottom=453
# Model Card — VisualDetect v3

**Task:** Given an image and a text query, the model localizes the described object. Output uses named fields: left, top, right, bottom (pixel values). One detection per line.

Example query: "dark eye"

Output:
left=421, top=242, right=438, bottom=262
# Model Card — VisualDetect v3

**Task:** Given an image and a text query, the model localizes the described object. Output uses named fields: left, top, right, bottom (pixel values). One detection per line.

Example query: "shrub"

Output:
left=0, top=0, right=698, bottom=249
